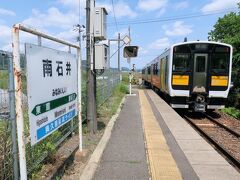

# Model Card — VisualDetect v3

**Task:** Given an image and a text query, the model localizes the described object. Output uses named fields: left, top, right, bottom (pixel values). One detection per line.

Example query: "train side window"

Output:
left=148, top=67, right=151, bottom=74
left=166, top=56, right=169, bottom=74
left=155, top=63, right=158, bottom=75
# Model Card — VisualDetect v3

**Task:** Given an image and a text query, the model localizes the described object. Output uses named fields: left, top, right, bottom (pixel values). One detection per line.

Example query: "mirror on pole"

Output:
left=123, top=46, right=139, bottom=58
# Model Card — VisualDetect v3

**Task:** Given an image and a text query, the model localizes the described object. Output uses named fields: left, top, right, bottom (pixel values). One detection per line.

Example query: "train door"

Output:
left=193, top=54, right=208, bottom=92
left=160, top=58, right=166, bottom=91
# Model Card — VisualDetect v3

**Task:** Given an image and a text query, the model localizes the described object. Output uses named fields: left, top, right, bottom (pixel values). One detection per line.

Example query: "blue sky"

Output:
left=0, top=0, right=239, bottom=69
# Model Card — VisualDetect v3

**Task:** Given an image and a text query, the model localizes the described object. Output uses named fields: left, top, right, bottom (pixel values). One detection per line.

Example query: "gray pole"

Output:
left=86, top=0, right=97, bottom=134
left=118, top=33, right=120, bottom=71
left=128, top=26, right=132, bottom=94
left=8, top=53, right=19, bottom=180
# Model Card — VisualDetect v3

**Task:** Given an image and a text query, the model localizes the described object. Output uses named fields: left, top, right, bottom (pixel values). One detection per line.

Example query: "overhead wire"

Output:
left=107, top=8, right=238, bottom=26
left=111, top=0, right=119, bottom=31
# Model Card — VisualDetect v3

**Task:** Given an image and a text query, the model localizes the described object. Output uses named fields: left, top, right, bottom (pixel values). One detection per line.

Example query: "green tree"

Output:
left=208, top=4, right=240, bottom=107
left=208, top=3, right=240, bottom=107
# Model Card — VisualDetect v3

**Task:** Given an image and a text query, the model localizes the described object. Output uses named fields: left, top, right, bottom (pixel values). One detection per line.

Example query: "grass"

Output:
left=0, top=120, right=12, bottom=179
left=0, top=70, right=8, bottom=89
left=221, top=107, right=240, bottom=119
left=121, top=72, right=129, bottom=85
left=0, top=70, right=27, bottom=94
left=109, top=83, right=128, bottom=114
left=97, top=83, right=128, bottom=118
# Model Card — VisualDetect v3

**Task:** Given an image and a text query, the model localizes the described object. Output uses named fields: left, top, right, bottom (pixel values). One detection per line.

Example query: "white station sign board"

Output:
left=25, top=44, right=78, bottom=145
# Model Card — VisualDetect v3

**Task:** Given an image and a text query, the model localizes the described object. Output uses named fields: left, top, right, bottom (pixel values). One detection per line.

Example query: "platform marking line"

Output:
left=139, top=90, right=182, bottom=180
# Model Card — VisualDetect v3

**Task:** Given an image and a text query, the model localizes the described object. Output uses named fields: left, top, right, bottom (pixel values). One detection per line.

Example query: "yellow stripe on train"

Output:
left=172, top=75, right=189, bottom=86
left=211, top=76, right=228, bottom=86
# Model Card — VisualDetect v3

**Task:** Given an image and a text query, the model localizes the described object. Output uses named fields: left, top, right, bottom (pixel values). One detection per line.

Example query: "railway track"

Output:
left=204, top=113, right=240, bottom=138
left=181, top=112, right=240, bottom=170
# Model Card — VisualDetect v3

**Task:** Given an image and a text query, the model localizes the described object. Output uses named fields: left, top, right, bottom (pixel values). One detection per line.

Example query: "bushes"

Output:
left=226, top=88, right=239, bottom=107
left=0, top=70, right=8, bottom=89
left=121, top=73, right=129, bottom=84
left=98, top=83, right=128, bottom=118
left=117, top=83, right=129, bottom=94
left=221, top=107, right=240, bottom=119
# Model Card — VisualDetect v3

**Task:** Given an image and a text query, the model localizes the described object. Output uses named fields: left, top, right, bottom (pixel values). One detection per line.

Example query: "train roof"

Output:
left=142, top=41, right=232, bottom=69
left=171, top=40, right=232, bottom=49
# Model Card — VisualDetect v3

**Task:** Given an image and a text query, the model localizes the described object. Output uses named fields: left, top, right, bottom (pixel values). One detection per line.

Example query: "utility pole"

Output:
left=86, top=0, right=97, bottom=134
left=118, top=33, right=121, bottom=81
left=128, top=26, right=132, bottom=95
left=118, top=33, right=120, bottom=71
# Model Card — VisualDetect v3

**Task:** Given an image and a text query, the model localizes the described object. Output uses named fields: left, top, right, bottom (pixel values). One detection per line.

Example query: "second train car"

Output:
left=142, top=41, right=232, bottom=112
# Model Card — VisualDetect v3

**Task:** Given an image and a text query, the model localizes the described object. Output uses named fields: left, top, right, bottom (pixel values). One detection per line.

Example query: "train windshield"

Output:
left=173, top=53, right=190, bottom=72
left=211, top=46, right=230, bottom=74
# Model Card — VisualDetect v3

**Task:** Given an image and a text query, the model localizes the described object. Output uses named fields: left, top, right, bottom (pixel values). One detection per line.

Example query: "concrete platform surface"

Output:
left=93, top=94, right=149, bottom=180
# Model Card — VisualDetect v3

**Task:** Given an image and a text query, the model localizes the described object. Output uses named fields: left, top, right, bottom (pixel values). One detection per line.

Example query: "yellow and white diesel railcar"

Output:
left=142, top=41, right=232, bottom=112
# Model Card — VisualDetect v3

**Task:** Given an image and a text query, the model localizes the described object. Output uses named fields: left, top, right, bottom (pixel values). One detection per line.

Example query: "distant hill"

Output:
left=121, top=67, right=129, bottom=71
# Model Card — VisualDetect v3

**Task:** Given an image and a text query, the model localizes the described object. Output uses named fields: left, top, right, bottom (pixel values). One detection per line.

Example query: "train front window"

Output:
left=196, top=56, right=206, bottom=72
left=211, top=53, right=229, bottom=73
left=173, top=54, right=190, bottom=72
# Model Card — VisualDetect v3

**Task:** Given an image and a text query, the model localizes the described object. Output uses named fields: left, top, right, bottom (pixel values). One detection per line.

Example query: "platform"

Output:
left=93, top=89, right=240, bottom=180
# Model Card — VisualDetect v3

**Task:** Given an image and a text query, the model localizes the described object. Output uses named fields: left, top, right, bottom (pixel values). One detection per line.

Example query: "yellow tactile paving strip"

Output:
left=139, top=90, right=182, bottom=180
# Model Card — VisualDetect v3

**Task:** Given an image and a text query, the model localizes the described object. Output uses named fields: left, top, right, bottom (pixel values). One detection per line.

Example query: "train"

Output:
left=142, top=41, right=232, bottom=112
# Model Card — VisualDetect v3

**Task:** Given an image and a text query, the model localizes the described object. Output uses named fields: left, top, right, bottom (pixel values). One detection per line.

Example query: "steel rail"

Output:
left=183, top=115, right=240, bottom=170
left=204, top=113, right=240, bottom=138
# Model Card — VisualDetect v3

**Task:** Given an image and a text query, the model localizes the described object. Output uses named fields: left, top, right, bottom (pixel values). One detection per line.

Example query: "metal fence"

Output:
left=96, top=69, right=121, bottom=106
left=0, top=50, right=120, bottom=179
left=0, top=52, right=13, bottom=180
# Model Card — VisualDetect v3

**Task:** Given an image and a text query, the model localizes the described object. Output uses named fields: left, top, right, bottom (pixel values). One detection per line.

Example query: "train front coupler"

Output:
left=191, top=93, right=207, bottom=112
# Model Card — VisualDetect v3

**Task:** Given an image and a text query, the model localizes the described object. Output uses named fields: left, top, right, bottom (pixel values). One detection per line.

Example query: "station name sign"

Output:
left=25, top=44, right=78, bottom=145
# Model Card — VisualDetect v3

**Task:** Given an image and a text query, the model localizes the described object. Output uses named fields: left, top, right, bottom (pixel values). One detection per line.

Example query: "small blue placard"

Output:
left=37, top=109, right=76, bottom=140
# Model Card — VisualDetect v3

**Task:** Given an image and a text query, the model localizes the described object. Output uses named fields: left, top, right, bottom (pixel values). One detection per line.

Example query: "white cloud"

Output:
left=139, top=47, right=148, bottom=55
left=156, top=8, right=166, bottom=17
left=23, top=7, right=78, bottom=30
left=97, top=1, right=137, bottom=18
left=164, top=21, right=192, bottom=36
left=56, top=29, right=79, bottom=42
left=149, top=37, right=170, bottom=50
left=0, top=26, right=37, bottom=52
left=174, top=1, right=189, bottom=10
left=137, top=0, right=168, bottom=12
left=1, top=43, right=12, bottom=51
left=0, top=25, right=11, bottom=43
left=0, top=3, right=83, bottom=52
left=201, top=0, right=238, bottom=13
left=113, top=28, right=129, bottom=37
left=58, top=0, right=85, bottom=16
left=0, top=8, right=15, bottom=16
left=58, top=0, right=82, bottom=7
left=114, top=1, right=137, bottom=18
